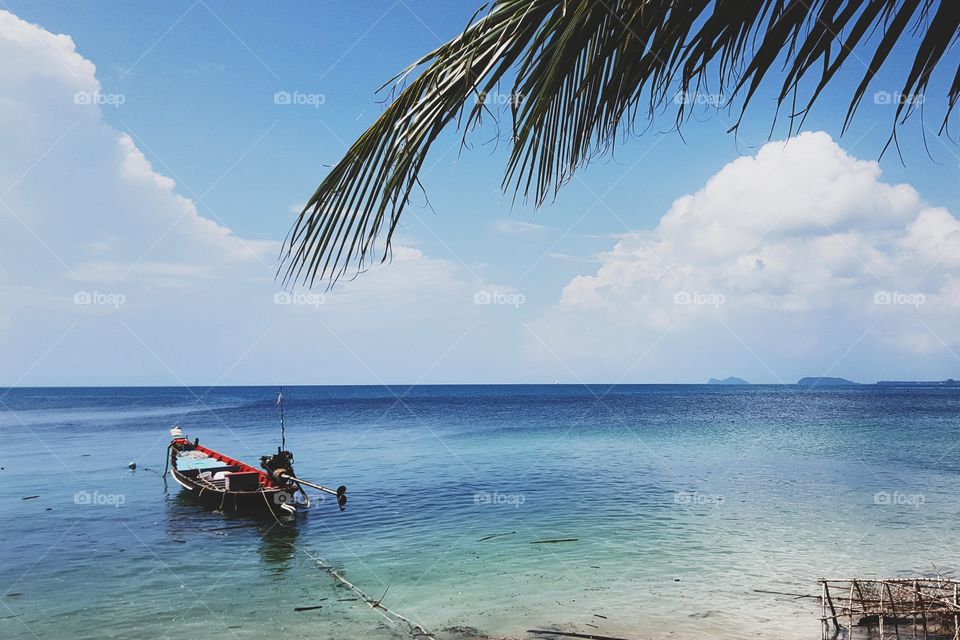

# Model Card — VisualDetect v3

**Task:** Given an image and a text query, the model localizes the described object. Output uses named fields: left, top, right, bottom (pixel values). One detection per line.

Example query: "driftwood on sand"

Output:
left=529, top=538, right=578, bottom=544
left=478, top=531, right=516, bottom=542
left=527, top=629, right=635, bottom=640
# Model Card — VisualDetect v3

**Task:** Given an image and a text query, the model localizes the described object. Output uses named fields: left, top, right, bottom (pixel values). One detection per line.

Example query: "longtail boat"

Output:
left=166, top=392, right=346, bottom=518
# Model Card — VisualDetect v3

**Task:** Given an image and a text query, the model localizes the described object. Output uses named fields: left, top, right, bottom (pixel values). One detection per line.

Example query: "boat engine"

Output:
left=260, top=448, right=297, bottom=486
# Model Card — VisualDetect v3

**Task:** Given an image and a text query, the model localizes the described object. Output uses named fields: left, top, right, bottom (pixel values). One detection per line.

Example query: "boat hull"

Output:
left=170, top=468, right=304, bottom=517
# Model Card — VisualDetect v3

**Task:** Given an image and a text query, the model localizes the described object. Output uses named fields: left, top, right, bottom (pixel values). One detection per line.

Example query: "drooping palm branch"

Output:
left=281, top=0, right=960, bottom=287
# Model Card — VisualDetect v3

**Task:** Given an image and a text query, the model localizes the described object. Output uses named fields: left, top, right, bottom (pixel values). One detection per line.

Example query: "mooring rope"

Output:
left=288, top=542, right=436, bottom=640
left=260, top=488, right=285, bottom=528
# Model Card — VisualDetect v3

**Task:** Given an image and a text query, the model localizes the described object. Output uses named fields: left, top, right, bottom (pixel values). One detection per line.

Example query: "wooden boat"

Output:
left=166, top=393, right=346, bottom=518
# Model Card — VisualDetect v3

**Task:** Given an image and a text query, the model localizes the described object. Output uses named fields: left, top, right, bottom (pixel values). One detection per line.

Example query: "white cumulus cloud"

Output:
left=536, top=132, right=960, bottom=382
left=0, top=9, right=481, bottom=385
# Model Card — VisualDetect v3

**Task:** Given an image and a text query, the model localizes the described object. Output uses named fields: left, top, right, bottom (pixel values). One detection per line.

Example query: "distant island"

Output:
left=796, top=377, right=858, bottom=385
left=707, top=377, right=750, bottom=385
left=702, top=377, right=957, bottom=386
left=877, top=379, right=959, bottom=386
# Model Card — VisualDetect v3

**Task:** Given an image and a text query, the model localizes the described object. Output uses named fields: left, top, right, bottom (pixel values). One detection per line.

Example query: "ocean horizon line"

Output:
left=0, top=380, right=954, bottom=390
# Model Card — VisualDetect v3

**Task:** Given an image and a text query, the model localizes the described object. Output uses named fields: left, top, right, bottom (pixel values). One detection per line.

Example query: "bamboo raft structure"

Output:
left=820, top=578, right=960, bottom=640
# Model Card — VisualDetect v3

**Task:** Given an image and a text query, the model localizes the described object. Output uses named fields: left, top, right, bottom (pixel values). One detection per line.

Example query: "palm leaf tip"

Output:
left=280, top=0, right=960, bottom=288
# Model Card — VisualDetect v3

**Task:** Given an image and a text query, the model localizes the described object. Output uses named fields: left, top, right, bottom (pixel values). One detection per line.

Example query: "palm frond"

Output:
left=281, top=0, right=960, bottom=287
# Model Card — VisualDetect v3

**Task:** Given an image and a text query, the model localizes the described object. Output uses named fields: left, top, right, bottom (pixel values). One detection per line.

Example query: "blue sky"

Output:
left=1, top=1, right=959, bottom=385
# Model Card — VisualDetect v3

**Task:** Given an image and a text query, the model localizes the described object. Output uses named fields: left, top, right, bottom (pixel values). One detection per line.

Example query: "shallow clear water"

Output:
left=1, top=385, right=959, bottom=639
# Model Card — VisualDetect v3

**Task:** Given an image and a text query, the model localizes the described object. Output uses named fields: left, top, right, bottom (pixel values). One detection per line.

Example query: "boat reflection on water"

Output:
left=257, top=519, right=300, bottom=572
left=163, top=483, right=303, bottom=573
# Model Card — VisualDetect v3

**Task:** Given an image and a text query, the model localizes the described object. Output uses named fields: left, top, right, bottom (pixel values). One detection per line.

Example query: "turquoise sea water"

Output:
left=1, top=385, right=959, bottom=639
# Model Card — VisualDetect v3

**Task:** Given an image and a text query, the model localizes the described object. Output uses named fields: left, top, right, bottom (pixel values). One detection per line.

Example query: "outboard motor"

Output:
left=260, top=448, right=297, bottom=486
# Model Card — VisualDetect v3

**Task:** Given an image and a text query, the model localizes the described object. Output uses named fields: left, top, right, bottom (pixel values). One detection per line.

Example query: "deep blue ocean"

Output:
left=1, top=384, right=959, bottom=639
